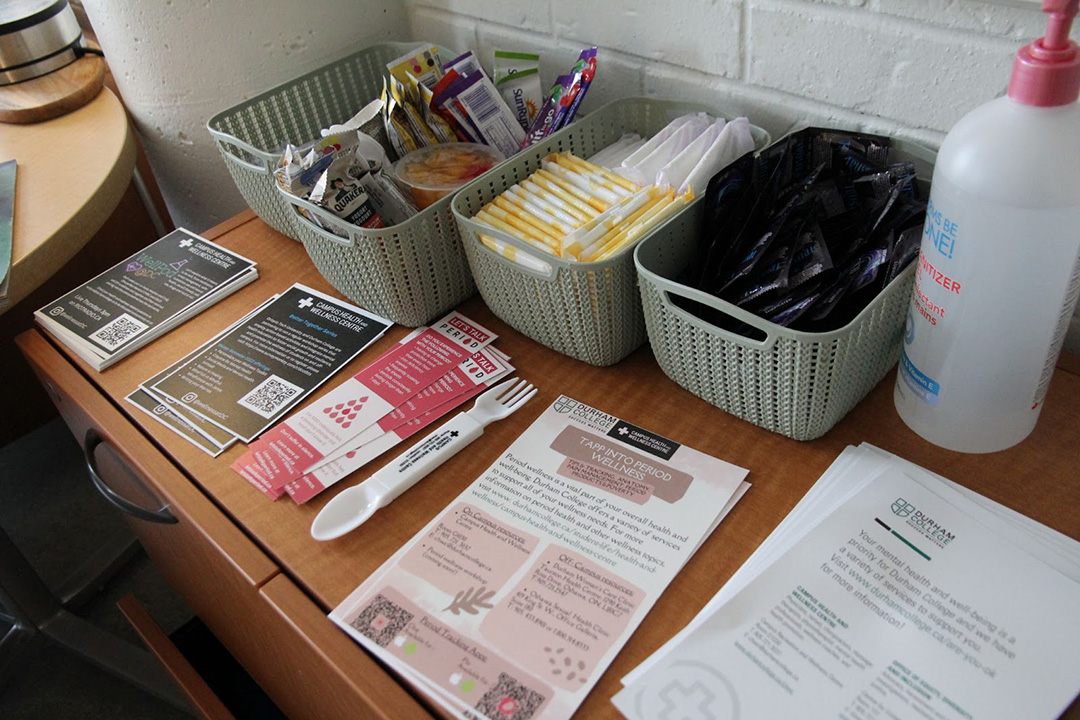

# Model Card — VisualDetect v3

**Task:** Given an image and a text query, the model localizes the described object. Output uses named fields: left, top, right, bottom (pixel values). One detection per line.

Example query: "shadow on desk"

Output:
left=0, top=179, right=161, bottom=445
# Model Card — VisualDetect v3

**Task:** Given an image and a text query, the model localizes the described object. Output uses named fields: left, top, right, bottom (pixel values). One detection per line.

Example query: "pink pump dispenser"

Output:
left=1008, top=0, right=1080, bottom=107
left=894, top=1, right=1080, bottom=453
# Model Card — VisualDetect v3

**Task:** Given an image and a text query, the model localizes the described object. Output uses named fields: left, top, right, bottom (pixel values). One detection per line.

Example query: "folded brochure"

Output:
left=330, top=395, right=749, bottom=720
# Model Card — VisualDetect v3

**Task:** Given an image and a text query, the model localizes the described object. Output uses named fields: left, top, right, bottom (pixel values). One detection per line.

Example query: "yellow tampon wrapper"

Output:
left=595, top=190, right=694, bottom=261
left=475, top=210, right=561, bottom=256
left=507, top=184, right=581, bottom=228
left=479, top=234, right=555, bottom=274
left=561, top=186, right=666, bottom=257
left=495, top=194, right=575, bottom=236
left=580, top=194, right=674, bottom=261
left=541, top=158, right=622, bottom=205
left=534, top=170, right=608, bottom=213
left=521, top=179, right=593, bottom=222
left=471, top=152, right=693, bottom=267
left=484, top=204, right=561, bottom=251
left=555, top=153, right=637, bottom=196
left=535, top=168, right=609, bottom=212
left=557, top=152, right=640, bottom=193
left=585, top=188, right=673, bottom=249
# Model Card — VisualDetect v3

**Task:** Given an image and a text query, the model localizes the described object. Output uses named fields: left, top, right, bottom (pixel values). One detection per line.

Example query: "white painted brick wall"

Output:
left=405, top=0, right=1080, bottom=351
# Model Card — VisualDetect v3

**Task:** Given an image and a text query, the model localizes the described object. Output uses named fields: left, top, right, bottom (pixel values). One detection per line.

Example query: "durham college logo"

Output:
left=891, top=497, right=955, bottom=548
left=891, top=498, right=916, bottom=518
left=554, top=396, right=578, bottom=414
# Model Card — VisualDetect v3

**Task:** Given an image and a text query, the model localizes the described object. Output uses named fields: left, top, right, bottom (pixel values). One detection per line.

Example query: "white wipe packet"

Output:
left=679, top=116, right=756, bottom=195
left=587, top=133, right=644, bottom=169
left=619, top=113, right=710, bottom=170
left=656, top=119, right=726, bottom=190
left=619, top=115, right=712, bottom=186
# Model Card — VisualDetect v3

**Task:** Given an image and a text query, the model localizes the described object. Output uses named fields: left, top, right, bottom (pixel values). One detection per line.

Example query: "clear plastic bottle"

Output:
left=894, top=0, right=1080, bottom=453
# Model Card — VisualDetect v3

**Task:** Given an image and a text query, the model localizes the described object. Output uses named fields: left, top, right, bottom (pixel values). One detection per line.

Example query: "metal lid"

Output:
left=0, top=1, right=83, bottom=85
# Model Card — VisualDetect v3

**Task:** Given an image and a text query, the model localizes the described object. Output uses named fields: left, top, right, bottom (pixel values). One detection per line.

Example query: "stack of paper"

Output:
left=230, top=311, right=512, bottom=502
left=0, top=159, right=14, bottom=311
left=127, top=284, right=391, bottom=457
left=35, top=228, right=258, bottom=370
left=615, top=444, right=1080, bottom=720
left=329, top=396, right=750, bottom=720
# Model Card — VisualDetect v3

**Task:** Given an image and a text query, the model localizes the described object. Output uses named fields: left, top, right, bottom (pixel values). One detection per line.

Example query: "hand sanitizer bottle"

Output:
left=894, top=0, right=1080, bottom=453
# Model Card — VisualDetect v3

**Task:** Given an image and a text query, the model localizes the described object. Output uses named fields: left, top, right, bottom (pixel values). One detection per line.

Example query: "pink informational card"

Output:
left=231, top=312, right=495, bottom=490
left=330, top=396, right=750, bottom=720
left=285, top=349, right=513, bottom=504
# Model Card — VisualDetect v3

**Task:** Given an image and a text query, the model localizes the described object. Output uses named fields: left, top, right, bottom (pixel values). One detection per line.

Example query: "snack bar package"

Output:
left=387, top=44, right=445, bottom=90
left=494, top=50, right=542, bottom=131
left=519, top=46, right=598, bottom=148
left=551, top=46, right=597, bottom=133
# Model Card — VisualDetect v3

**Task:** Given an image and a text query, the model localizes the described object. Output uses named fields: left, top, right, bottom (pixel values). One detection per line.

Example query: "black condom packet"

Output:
left=688, top=126, right=927, bottom=332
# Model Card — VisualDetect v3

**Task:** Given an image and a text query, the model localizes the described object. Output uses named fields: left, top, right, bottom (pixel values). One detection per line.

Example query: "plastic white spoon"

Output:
left=310, top=378, right=537, bottom=541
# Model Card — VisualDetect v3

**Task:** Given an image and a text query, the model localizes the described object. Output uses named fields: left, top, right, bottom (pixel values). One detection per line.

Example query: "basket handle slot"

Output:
left=645, top=267, right=780, bottom=351
left=207, top=128, right=273, bottom=175
left=459, top=218, right=560, bottom=281
left=282, top=194, right=356, bottom=248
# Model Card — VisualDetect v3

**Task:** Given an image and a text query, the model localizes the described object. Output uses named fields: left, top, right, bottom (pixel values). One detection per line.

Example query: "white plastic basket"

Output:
left=635, top=138, right=934, bottom=440
left=209, top=41, right=482, bottom=326
left=207, top=41, right=451, bottom=238
left=280, top=189, right=474, bottom=327
left=451, top=97, right=770, bottom=366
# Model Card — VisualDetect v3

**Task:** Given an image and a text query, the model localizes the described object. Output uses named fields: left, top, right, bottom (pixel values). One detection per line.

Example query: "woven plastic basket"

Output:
left=206, top=41, right=450, bottom=238
left=635, top=138, right=935, bottom=440
left=451, top=97, right=771, bottom=366
left=280, top=188, right=475, bottom=327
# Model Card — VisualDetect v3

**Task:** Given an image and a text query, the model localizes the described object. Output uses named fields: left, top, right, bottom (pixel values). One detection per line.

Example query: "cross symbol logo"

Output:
left=618, top=426, right=630, bottom=436
left=178, top=238, right=194, bottom=248
left=298, top=297, right=314, bottom=309
left=449, top=431, right=459, bottom=438
left=657, top=680, right=717, bottom=720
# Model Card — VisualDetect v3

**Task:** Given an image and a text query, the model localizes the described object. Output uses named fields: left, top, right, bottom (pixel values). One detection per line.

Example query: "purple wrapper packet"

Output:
left=444, top=50, right=483, bottom=77
left=430, top=69, right=485, bottom=143
left=551, top=47, right=597, bottom=132
left=520, top=74, right=573, bottom=149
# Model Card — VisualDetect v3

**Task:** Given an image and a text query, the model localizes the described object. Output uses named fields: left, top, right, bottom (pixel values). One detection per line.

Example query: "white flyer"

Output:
left=614, top=461, right=1080, bottom=720
left=330, top=395, right=749, bottom=720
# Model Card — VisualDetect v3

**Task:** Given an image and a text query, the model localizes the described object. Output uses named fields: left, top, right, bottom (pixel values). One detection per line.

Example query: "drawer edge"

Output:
left=15, top=328, right=278, bottom=587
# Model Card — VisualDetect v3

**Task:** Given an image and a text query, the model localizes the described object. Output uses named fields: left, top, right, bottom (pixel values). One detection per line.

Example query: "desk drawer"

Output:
left=117, top=594, right=237, bottom=720
left=17, top=330, right=430, bottom=719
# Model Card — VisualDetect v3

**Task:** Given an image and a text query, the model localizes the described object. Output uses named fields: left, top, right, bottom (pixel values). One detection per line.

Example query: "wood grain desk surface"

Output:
left=66, top=211, right=1080, bottom=719
left=1, top=87, right=134, bottom=309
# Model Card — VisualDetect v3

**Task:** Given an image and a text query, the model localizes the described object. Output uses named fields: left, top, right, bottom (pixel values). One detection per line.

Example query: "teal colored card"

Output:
left=0, top=159, right=15, bottom=288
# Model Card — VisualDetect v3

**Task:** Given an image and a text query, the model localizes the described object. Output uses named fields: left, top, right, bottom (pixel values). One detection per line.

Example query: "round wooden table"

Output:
left=0, top=86, right=134, bottom=311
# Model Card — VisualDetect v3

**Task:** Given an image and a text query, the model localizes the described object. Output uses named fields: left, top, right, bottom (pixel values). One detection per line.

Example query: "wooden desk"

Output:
left=16, top=212, right=1080, bottom=719
left=1, top=86, right=134, bottom=310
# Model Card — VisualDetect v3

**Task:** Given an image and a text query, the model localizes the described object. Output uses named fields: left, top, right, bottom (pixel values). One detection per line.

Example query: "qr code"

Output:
left=349, top=594, right=413, bottom=648
left=238, top=375, right=302, bottom=418
left=90, top=313, right=149, bottom=350
left=475, top=672, right=547, bottom=720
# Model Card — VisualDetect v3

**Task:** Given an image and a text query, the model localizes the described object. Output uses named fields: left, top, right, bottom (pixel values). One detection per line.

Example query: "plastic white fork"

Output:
left=311, top=378, right=538, bottom=541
